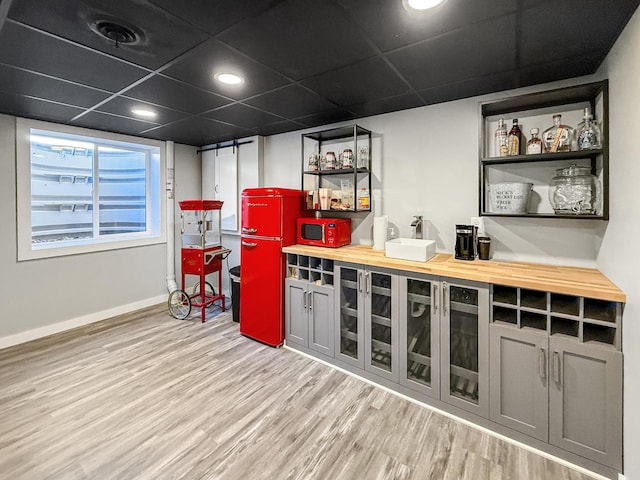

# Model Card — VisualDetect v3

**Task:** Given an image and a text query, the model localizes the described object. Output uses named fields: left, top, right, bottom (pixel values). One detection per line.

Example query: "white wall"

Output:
left=200, top=136, right=264, bottom=298
left=0, top=115, right=200, bottom=346
left=263, top=77, right=608, bottom=268
left=596, top=7, right=640, bottom=479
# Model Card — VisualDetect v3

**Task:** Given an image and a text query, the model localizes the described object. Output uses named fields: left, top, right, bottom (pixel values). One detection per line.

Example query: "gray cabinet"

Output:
left=285, top=255, right=335, bottom=357
left=398, top=273, right=440, bottom=399
left=335, top=262, right=398, bottom=381
left=440, top=279, right=490, bottom=418
left=490, top=324, right=549, bottom=441
left=398, top=274, right=489, bottom=416
left=489, top=284, right=623, bottom=470
left=549, top=337, right=622, bottom=471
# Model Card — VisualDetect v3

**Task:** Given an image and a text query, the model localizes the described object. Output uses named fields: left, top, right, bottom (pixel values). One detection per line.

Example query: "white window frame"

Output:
left=16, top=118, right=166, bottom=261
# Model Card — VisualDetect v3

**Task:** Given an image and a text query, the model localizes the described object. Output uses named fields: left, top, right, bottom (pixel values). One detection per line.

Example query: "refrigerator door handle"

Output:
left=241, top=240, right=257, bottom=247
left=242, top=227, right=258, bottom=234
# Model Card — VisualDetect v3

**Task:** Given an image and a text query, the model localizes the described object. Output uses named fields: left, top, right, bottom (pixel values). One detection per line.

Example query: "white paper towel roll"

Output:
left=373, top=215, right=388, bottom=250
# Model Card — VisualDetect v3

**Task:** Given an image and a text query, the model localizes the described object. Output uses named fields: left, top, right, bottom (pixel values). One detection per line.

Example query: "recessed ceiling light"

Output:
left=215, top=73, right=244, bottom=85
left=131, top=108, right=157, bottom=118
left=403, top=0, right=447, bottom=11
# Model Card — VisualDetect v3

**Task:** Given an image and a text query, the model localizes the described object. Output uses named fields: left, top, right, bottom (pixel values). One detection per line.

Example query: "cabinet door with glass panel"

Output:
left=335, top=262, right=398, bottom=380
left=335, top=263, right=365, bottom=369
left=440, top=278, right=490, bottom=418
left=363, top=267, right=398, bottom=382
left=398, top=272, right=440, bottom=399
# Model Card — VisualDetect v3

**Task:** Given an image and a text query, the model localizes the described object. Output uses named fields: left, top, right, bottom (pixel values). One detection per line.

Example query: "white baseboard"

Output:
left=0, top=294, right=167, bottom=350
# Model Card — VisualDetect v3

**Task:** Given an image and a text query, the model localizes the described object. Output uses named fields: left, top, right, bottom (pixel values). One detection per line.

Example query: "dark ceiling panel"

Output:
left=123, top=76, right=231, bottom=114
left=294, top=109, right=358, bottom=129
left=142, top=117, right=252, bottom=146
left=148, top=0, right=284, bottom=37
left=0, top=64, right=111, bottom=108
left=519, top=0, right=640, bottom=67
left=162, top=39, right=290, bottom=100
left=94, top=96, right=189, bottom=125
left=203, top=103, right=283, bottom=129
left=0, top=92, right=85, bottom=123
left=71, top=111, right=159, bottom=136
left=0, top=0, right=637, bottom=146
left=245, top=85, right=337, bottom=119
left=302, top=57, right=412, bottom=107
left=7, top=0, right=209, bottom=70
left=0, top=21, right=148, bottom=92
left=348, top=93, right=424, bottom=118
left=218, top=0, right=377, bottom=80
left=336, top=0, right=516, bottom=53
left=386, top=15, right=517, bottom=91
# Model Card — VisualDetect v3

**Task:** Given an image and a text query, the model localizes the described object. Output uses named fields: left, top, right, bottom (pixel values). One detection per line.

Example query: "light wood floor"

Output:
left=0, top=304, right=598, bottom=480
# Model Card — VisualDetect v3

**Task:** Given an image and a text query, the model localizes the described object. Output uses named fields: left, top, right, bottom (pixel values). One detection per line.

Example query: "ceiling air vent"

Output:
left=89, top=18, right=145, bottom=47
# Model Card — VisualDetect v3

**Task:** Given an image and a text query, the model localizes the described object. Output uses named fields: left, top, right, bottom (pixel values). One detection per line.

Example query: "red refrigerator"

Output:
left=239, top=187, right=304, bottom=346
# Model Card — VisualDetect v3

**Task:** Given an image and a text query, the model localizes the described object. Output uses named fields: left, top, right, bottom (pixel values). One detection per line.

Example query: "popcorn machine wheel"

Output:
left=168, top=200, right=231, bottom=322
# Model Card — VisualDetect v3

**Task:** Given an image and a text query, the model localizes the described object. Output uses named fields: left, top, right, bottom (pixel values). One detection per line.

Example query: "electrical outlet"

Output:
left=470, top=216, right=486, bottom=236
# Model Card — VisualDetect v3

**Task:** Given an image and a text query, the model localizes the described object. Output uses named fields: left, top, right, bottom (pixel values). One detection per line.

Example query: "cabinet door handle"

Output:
left=442, top=282, right=448, bottom=317
left=539, top=348, right=546, bottom=380
left=366, top=271, right=371, bottom=295
left=432, top=283, right=438, bottom=315
left=303, top=290, right=307, bottom=310
left=553, top=351, right=560, bottom=384
left=308, top=291, right=313, bottom=311
left=357, top=271, right=363, bottom=293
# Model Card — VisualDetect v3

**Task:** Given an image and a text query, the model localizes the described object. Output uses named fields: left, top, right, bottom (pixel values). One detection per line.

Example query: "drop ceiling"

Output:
left=0, top=0, right=638, bottom=147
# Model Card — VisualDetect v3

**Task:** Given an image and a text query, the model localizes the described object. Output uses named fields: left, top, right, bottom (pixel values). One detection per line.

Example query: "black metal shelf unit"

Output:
left=301, top=124, right=372, bottom=213
left=479, top=80, right=609, bottom=220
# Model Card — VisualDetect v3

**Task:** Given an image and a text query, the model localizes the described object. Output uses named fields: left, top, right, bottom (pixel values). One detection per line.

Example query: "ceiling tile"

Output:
left=348, top=93, right=424, bottom=118
left=203, top=103, right=283, bottom=129
left=302, top=56, right=411, bottom=107
left=294, top=109, right=357, bottom=129
left=148, top=0, right=282, bottom=37
left=418, top=72, right=519, bottom=106
left=0, top=22, right=148, bottom=92
left=255, top=120, right=306, bottom=137
left=94, top=96, right=189, bottom=125
left=218, top=0, right=377, bottom=80
left=0, top=64, right=111, bottom=108
left=162, top=39, right=290, bottom=100
left=71, top=111, right=159, bottom=136
left=7, top=0, right=209, bottom=69
left=245, top=85, right=337, bottom=119
left=386, top=15, right=517, bottom=91
left=335, top=0, right=516, bottom=53
left=142, top=117, right=252, bottom=146
left=0, top=91, right=85, bottom=123
left=513, top=55, right=600, bottom=89
left=123, top=76, right=231, bottom=114
left=519, top=0, right=640, bottom=67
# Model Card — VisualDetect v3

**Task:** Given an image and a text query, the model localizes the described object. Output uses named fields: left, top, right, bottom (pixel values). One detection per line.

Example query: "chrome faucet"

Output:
left=411, top=216, right=423, bottom=239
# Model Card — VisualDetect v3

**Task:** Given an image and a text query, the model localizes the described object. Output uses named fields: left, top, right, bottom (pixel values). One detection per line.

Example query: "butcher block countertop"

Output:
left=282, top=244, right=626, bottom=303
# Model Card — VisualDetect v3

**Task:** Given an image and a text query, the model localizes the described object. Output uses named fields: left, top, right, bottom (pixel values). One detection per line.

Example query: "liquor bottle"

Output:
left=506, top=119, right=522, bottom=156
left=494, top=118, right=508, bottom=157
left=576, top=107, right=602, bottom=150
left=526, top=128, right=543, bottom=155
left=542, top=114, right=575, bottom=153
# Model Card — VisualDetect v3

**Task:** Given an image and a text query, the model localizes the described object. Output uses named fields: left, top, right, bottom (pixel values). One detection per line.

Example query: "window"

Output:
left=17, top=118, right=165, bottom=260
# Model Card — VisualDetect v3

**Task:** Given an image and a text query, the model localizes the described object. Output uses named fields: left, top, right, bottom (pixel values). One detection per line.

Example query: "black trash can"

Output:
left=229, top=266, right=241, bottom=323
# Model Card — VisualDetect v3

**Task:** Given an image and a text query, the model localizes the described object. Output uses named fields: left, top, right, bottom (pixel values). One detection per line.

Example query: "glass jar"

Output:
left=548, top=164, right=601, bottom=215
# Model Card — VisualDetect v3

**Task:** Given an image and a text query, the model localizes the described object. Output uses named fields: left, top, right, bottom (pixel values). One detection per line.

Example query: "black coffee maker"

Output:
left=455, top=224, right=477, bottom=260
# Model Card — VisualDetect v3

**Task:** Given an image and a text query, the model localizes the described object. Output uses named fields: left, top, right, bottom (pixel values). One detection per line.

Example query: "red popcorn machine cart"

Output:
left=168, top=200, right=231, bottom=322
